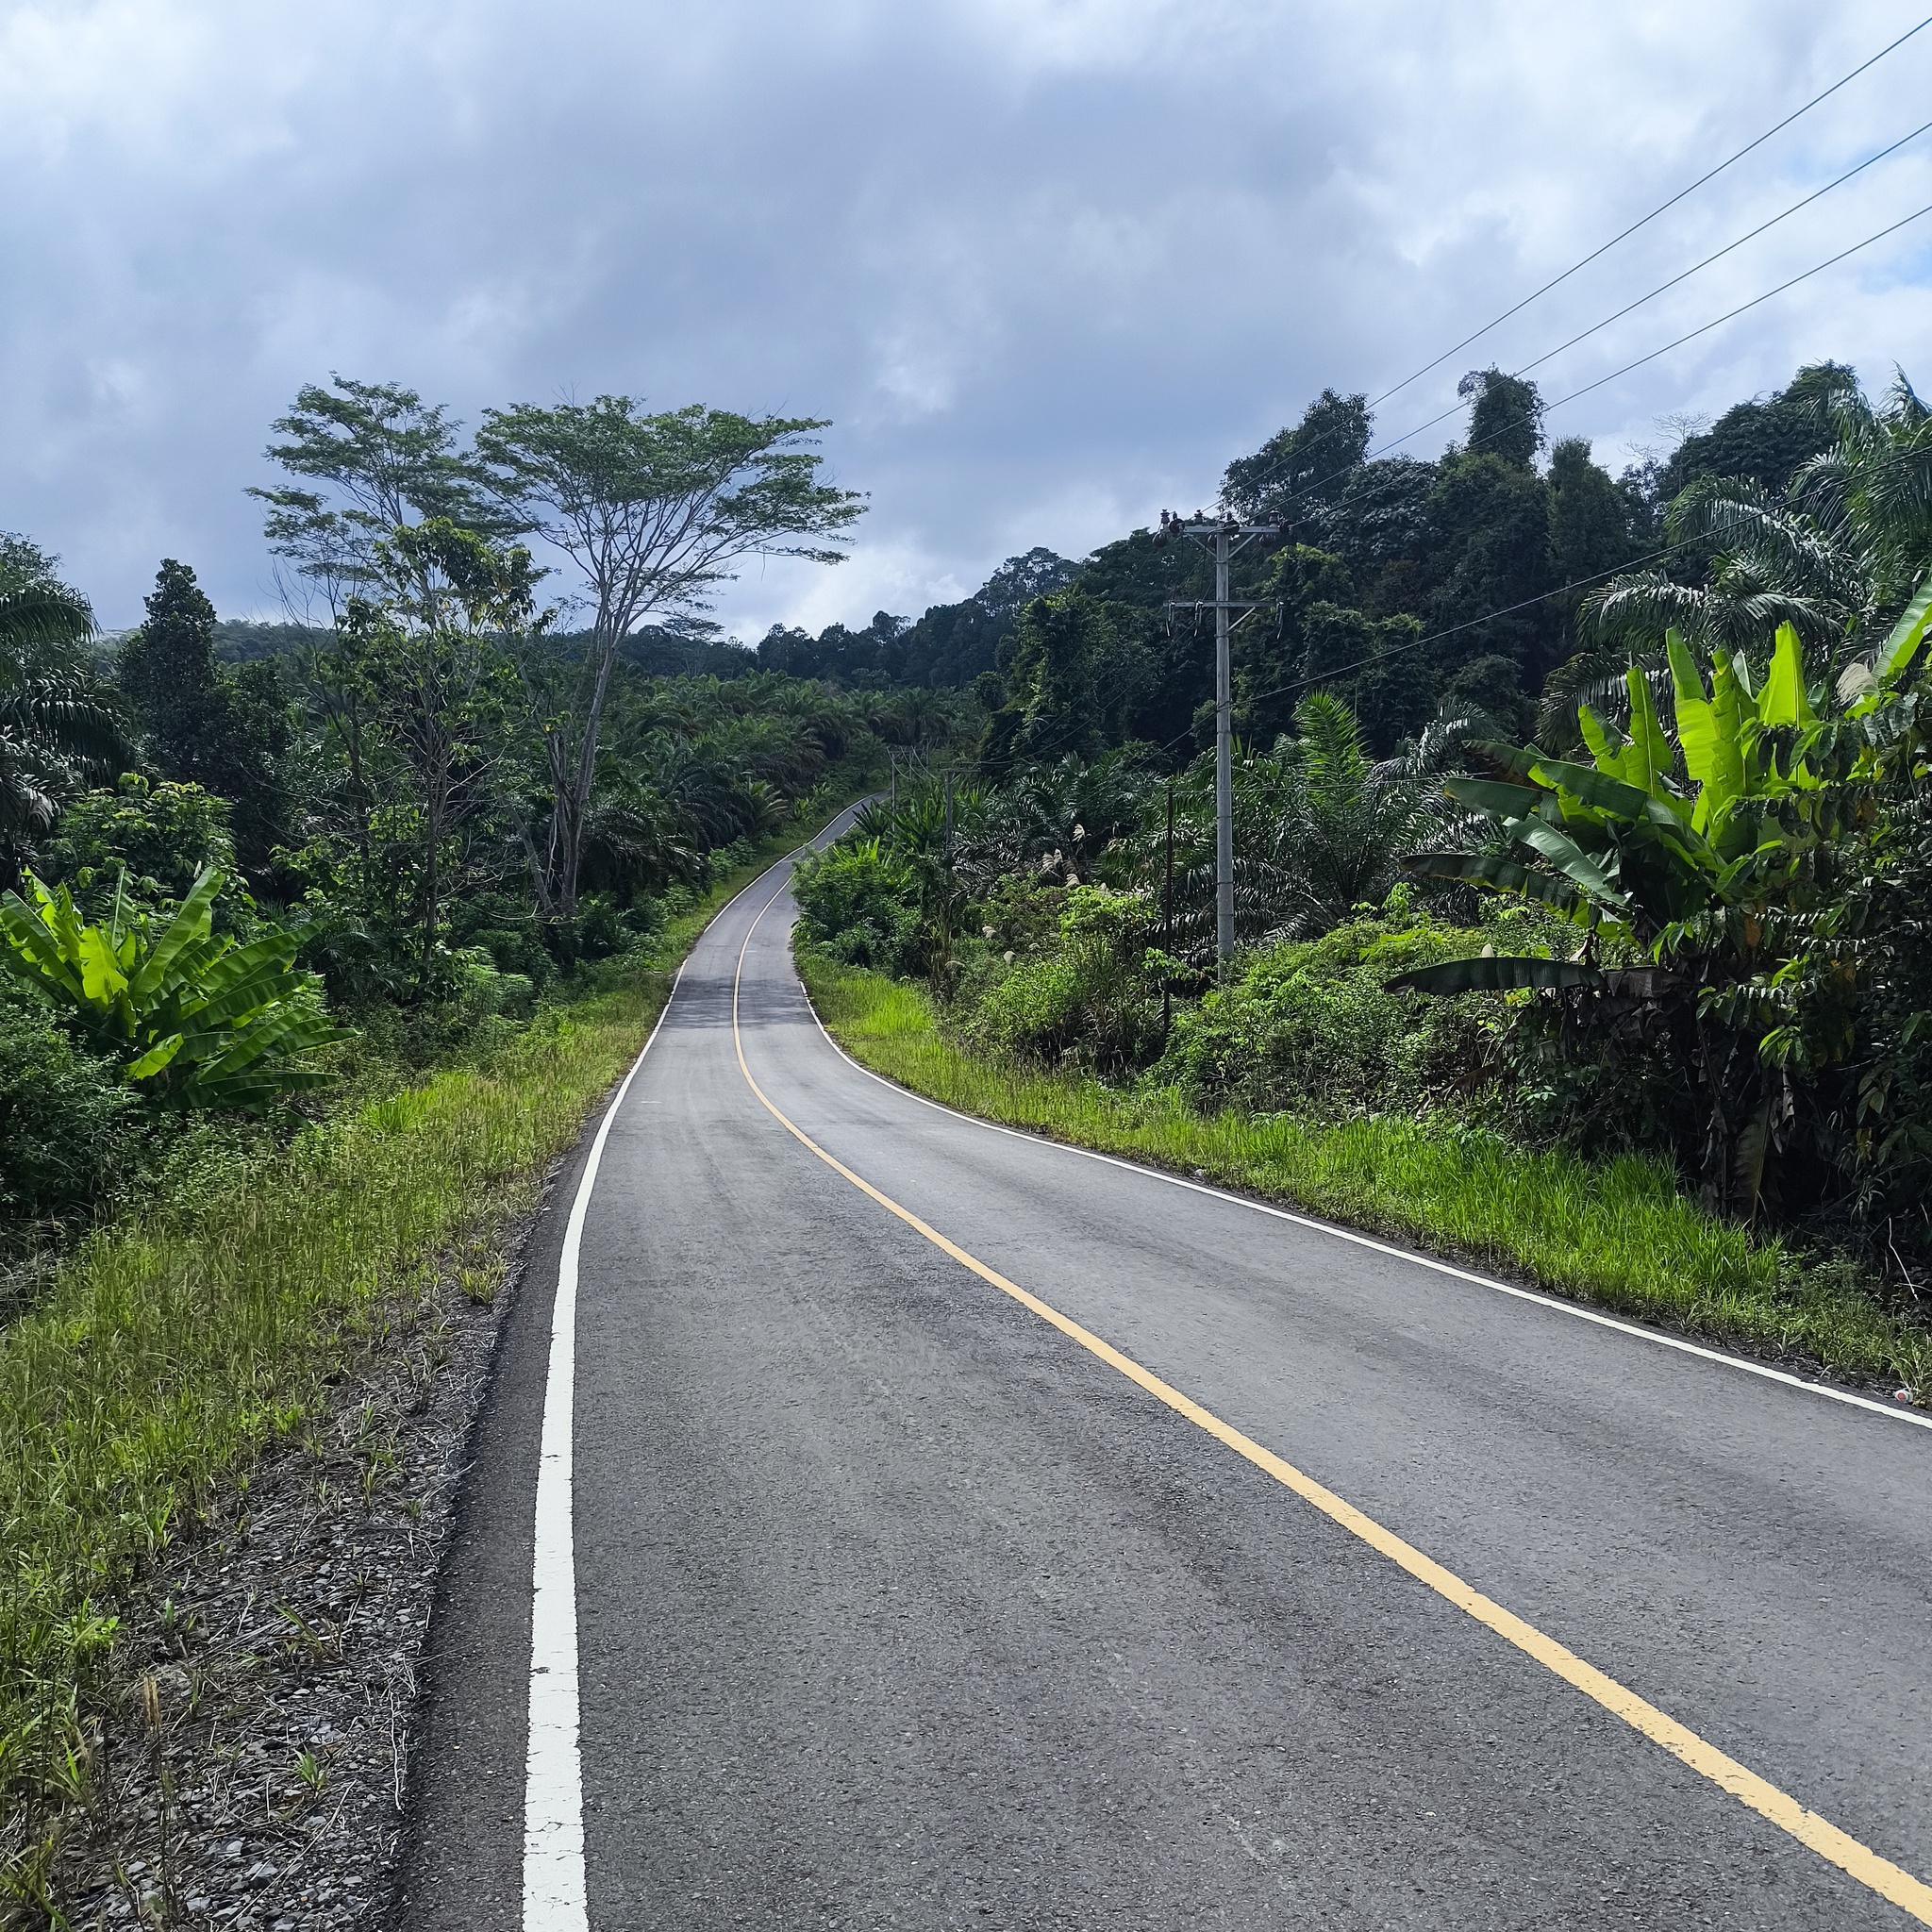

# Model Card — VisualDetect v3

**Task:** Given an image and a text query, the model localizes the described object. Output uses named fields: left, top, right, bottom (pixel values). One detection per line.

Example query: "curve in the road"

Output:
left=727, top=879, right=1932, bottom=1928
left=399, top=819, right=1932, bottom=1930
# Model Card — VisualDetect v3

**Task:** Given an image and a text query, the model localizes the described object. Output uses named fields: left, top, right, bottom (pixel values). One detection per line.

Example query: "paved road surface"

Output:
left=401, top=831, right=1932, bottom=1929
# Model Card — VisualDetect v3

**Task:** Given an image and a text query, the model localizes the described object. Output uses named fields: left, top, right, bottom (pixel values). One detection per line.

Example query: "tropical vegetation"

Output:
left=788, top=358, right=1932, bottom=1398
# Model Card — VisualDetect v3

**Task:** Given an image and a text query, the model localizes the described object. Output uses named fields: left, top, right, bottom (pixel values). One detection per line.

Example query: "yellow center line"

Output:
left=730, top=881, right=1932, bottom=1925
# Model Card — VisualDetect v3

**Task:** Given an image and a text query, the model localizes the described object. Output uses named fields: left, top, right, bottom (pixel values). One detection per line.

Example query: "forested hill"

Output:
left=755, top=547, right=1077, bottom=689
left=761, top=361, right=1849, bottom=767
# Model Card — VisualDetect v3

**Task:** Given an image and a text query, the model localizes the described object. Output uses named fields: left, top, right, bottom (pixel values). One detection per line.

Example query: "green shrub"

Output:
left=41, top=773, right=242, bottom=922
left=791, top=839, right=923, bottom=975
left=0, top=867, right=342, bottom=1108
left=0, top=1000, right=140, bottom=1220
left=964, top=885, right=1162, bottom=1074
left=1158, top=913, right=1499, bottom=1117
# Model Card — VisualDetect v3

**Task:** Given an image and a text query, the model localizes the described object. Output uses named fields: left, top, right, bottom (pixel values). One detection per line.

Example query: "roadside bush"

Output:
left=963, top=885, right=1162, bottom=1074
left=792, top=839, right=924, bottom=975
left=41, top=773, right=242, bottom=923
left=0, top=997, right=141, bottom=1221
left=1158, top=911, right=1499, bottom=1117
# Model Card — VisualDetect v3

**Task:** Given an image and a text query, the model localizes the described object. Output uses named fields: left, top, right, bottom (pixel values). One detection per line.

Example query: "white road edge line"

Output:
left=521, top=960, right=680, bottom=1930
left=523, top=823, right=863, bottom=1930
left=779, top=925, right=1932, bottom=1437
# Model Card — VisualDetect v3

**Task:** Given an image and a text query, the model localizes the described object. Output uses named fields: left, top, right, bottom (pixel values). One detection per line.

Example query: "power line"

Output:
left=1367, top=14, right=1932, bottom=410
left=1511, top=113, right=1932, bottom=384
left=1353, top=138, right=1932, bottom=472
left=1242, top=192, right=1932, bottom=541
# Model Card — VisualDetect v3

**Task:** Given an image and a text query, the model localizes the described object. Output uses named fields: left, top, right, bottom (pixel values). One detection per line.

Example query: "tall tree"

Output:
left=341, top=520, right=536, bottom=978
left=118, top=560, right=286, bottom=870
left=1222, top=390, right=1373, bottom=537
left=1459, top=368, right=1544, bottom=468
left=473, top=397, right=865, bottom=918
left=1586, top=368, right=1932, bottom=668
left=250, top=375, right=505, bottom=616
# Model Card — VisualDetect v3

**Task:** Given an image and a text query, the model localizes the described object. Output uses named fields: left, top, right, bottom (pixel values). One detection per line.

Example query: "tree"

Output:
left=1258, top=693, right=1444, bottom=936
left=117, top=560, right=287, bottom=871
left=250, top=375, right=505, bottom=615
left=1222, top=390, right=1373, bottom=536
left=979, top=592, right=1143, bottom=778
left=474, top=396, right=865, bottom=919
left=0, top=535, right=119, bottom=862
left=1585, top=368, right=1932, bottom=672
left=1426, top=452, right=1557, bottom=678
left=1459, top=368, right=1544, bottom=468
left=1656, top=362, right=1855, bottom=502
left=342, top=520, right=536, bottom=978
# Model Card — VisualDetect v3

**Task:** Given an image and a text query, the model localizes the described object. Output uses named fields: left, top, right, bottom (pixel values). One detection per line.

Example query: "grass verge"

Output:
left=797, top=946, right=1931, bottom=1397
left=0, top=808, right=850, bottom=1842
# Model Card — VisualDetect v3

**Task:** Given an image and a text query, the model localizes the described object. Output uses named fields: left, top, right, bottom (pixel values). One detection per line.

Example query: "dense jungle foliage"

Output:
left=792, top=360, right=1932, bottom=1317
left=0, top=378, right=976, bottom=1247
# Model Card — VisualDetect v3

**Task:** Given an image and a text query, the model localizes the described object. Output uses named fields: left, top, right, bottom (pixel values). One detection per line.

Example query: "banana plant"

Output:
left=1390, top=622, right=1835, bottom=994
left=0, top=867, right=346, bottom=1108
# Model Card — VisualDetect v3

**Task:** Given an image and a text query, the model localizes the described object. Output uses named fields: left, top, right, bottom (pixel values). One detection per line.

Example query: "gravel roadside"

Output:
left=37, top=1161, right=556, bottom=1931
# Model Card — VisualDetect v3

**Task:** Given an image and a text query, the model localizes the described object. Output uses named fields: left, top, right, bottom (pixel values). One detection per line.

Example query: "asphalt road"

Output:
left=402, top=831, right=1932, bottom=1930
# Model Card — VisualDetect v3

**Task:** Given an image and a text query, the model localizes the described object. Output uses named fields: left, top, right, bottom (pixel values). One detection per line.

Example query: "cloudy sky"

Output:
left=5, top=0, right=1932, bottom=640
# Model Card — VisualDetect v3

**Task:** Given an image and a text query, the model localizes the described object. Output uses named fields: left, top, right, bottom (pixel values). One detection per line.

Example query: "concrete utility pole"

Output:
left=1159, top=511, right=1281, bottom=977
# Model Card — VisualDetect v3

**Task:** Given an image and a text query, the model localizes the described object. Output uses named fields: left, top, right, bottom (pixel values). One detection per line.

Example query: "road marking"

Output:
left=732, top=879, right=1932, bottom=1926
left=522, top=817, right=864, bottom=1928
left=801, top=982, right=1932, bottom=1436
left=523, top=962, right=681, bottom=1930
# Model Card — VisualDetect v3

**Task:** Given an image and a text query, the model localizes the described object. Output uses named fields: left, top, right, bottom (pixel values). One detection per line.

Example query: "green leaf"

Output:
left=0, top=891, right=87, bottom=1001
left=76, top=925, right=129, bottom=1007
left=126, top=868, right=224, bottom=1006
left=1624, top=663, right=1678, bottom=807
left=1878, top=574, right=1932, bottom=685
left=1402, top=850, right=1584, bottom=915
left=1442, top=776, right=1546, bottom=820
left=125, top=1034, right=184, bottom=1081
left=1757, top=622, right=1815, bottom=728
left=1530, top=758, right=1713, bottom=858
left=1578, top=705, right=1622, bottom=770
left=1511, top=819, right=1628, bottom=913
left=1387, top=956, right=1605, bottom=995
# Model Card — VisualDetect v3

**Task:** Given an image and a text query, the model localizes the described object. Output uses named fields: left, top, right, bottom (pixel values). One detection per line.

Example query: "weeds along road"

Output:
left=402, top=820, right=1932, bottom=1931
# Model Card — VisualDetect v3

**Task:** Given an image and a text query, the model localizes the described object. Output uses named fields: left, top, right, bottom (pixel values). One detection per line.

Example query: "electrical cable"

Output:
left=1228, top=190, right=1932, bottom=551
left=1367, top=14, right=1932, bottom=410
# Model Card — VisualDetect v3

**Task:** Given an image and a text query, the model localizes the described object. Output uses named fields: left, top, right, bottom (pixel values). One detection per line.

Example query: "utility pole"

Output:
left=1159, top=511, right=1281, bottom=978
left=1161, top=774, right=1174, bottom=1037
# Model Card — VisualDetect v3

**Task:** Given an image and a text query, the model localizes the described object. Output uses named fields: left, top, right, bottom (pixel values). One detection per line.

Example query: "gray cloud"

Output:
left=3, top=0, right=1930, bottom=635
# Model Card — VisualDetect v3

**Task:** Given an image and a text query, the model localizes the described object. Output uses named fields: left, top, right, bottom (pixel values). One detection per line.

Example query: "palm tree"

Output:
left=1126, top=696, right=1446, bottom=959
left=0, top=563, right=121, bottom=848
left=1582, top=367, right=1932, bottom=687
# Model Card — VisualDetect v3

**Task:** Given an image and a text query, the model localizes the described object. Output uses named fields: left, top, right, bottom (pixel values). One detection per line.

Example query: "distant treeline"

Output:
left=756, top=363, right=1858, bottom=770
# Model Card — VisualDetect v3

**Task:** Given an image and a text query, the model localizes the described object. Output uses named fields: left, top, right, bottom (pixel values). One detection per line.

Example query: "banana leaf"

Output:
left=1387, top=956, right=1606, bottom=995
left=1879, top=574, right=1932, bottom=685
left=1402, top=850, right=1585, bottom=916
left=1442, top=776, right=1544, bottom=820
left=126, top=869, right=222, bottom=1003
left=1510, top=819, right=1628, bottom=913
left=1757, top=623, right=1815, bottom=728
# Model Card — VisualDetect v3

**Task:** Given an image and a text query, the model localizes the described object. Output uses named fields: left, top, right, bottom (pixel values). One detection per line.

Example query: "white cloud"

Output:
left=1, top=0, right=1929, bottom=633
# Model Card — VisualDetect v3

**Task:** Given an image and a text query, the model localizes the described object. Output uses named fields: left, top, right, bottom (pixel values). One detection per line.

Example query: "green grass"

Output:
left=0, top=809, right=851, bottom=1841
left=798, top=947, right=1931, bottom=1396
